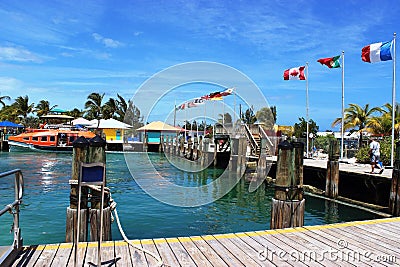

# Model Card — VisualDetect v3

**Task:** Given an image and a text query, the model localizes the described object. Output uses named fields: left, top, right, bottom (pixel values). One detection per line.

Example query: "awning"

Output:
left=0, top=120, right=24, bottom=128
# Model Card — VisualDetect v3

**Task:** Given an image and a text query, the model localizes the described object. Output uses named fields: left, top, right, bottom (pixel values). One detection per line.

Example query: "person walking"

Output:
left=369, top=139, right=384, bottom=174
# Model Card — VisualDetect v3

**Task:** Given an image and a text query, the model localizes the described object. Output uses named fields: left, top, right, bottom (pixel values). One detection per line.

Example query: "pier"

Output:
left=10, top=217, right=400, bottom=266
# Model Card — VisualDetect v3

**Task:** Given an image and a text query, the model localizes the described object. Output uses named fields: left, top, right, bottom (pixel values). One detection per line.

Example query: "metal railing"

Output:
left=0, top=169, right=24, bottom=265
left=243, top=124, right=259, bottom=155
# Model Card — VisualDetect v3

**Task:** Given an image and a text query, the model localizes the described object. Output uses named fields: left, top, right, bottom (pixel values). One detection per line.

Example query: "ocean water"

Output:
left=0, top=151, right=379, bottom=246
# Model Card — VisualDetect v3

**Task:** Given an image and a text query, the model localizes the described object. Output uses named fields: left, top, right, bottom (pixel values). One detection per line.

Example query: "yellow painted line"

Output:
left=178, top=237, right=191, bottom=242
left=189, top=236, right=203, bottom=241
left=30, top=217, right=400, bottom=251
left=165, top=237, right=179, bottom=243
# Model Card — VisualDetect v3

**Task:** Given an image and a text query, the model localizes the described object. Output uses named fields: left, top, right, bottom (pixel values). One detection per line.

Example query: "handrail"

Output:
left=243, top=124, right=259, bottom=153
left=0, top=169, right=24, bottom=265
left=258, top=124, right=274, bottom=152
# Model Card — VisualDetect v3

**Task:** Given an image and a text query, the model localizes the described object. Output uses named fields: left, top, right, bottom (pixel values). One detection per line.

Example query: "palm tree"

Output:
left=103, top=97, right=119, bottom=119
left=67, top=108, right=84, bottom=118
left=115, top=94, right=128, bottom=121
left=0, top=93, right=11, bottom=107
left=35, top=100, right=58, bottom=117
left=374, top=103, right=400, bottom=137
left=14, top=95, right=35, bottom=123
left=332, top=103, right=381, bottom=147
left=84, top=92, right=105, bottom=127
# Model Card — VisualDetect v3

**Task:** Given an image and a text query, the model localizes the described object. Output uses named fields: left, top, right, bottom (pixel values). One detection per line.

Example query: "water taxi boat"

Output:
left=8, top=129, right=96, bottom=152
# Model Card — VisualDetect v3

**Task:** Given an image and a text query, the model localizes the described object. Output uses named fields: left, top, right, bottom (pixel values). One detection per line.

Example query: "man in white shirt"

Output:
left=369, top=139, right=384, bottom=174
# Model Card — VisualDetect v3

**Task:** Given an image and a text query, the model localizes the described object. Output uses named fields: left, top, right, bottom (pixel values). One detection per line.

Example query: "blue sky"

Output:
left=0, top=0, right=398, bottom=130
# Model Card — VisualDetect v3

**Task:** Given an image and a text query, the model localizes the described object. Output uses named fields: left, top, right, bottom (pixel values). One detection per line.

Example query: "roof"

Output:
left=87, top=118, right=132, bottom=129
left=41, top=114, right=74, bottom=119
left=137, top=121, right=180, bottom=132
left=71, top=117, right=92, bottom=126
left=0, top=120, right=24, bottom=128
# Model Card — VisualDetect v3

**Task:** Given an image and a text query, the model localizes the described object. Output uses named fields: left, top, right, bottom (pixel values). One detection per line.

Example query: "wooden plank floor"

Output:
left=11, top=217, right=400, bottom=266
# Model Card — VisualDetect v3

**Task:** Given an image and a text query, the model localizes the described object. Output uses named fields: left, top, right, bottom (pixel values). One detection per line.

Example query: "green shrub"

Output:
left=355, top=137, right=391, bottom=165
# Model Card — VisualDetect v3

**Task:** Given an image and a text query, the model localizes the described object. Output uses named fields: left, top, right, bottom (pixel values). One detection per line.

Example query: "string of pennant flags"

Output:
left=175, top=87, right=234, bottom=111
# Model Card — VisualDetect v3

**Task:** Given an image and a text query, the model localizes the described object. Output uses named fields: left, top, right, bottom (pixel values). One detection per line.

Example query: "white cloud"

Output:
left=0, top=77, right=24, bottom=92
left=92, top=33, right=123, bottom=48
left=0, top=46, right=44, bottom=62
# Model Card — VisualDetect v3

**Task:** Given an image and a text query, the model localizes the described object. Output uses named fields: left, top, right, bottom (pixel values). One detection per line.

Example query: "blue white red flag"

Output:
left=362, top=41, right=392, bottom=63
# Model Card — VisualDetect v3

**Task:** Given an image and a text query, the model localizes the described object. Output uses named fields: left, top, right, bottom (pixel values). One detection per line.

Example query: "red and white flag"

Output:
left=283, top=66, right=306, bottom=80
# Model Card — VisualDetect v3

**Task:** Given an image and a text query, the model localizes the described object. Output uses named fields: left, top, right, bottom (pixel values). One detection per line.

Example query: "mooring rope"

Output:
left=109, top=193, right=165, bottom=267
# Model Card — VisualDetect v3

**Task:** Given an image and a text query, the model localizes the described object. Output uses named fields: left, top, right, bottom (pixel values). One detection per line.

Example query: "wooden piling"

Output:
left=389, top=141, right=400, bottom=216
left=87, top=135, right=111, bottom=241
left=66, top=136, right=89, bottom=243
left=270, top=140, right=305, bottom=229
left=325, top=139, right=340, bottom=199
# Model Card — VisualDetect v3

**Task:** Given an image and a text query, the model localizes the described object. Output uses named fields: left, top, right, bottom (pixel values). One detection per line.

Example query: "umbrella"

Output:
left=0, top=120, right=24, bottom=128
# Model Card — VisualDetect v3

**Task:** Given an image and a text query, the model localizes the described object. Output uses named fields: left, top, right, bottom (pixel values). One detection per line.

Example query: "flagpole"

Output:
left=341, top=51, right=345, bottom=160
left=306, top=62, right=309, bottom=157
left=204, top=101, right=206, bottom=136
left=391, top=32, right=396, bottom=167
left=233, top=87, right=236, bottom=134
left=174, top=100, right=176, bottom=127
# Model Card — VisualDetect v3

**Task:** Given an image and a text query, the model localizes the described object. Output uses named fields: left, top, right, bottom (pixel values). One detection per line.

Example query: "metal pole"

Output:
left=233, top=87, right=236, bottom=132
left=306, top=62, right=309, bottom=157
left=173, top=101, right=176, bottom=127
left=341, top=51, right=345, bottom=160
left=391, top=33, right=397, bottom=167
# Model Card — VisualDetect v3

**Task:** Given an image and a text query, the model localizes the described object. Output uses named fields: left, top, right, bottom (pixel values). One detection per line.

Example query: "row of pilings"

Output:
left=271, top=138, right=400, bottom=229
left=65, top=134, right=400, bottom=240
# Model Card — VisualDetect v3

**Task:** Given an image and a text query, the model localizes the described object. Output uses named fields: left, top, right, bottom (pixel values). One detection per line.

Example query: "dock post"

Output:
left=159, top=134, right=164, bottom=153
left=66, top=136, right=89, bottom=243
left=389, top=141, right=400, bottom=216
left=270, top=140, right=305, bottom=229
left=238, top=137, right=247, bottom=174
left=325, top=139, right=340, bottom=199
left=229, top=138, right=239, bottom=172
left=87, top=135, right=112, bottom=241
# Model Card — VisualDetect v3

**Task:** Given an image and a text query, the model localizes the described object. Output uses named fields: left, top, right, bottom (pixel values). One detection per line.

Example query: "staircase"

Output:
left=252, top=133, right=261, bottom=157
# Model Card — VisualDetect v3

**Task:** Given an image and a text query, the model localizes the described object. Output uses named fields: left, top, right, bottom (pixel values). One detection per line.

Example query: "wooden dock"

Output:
left=11, top=217, right=400, bottom=266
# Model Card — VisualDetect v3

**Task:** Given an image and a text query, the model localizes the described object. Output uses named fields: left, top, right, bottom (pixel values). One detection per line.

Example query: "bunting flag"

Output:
left=192, top=98, right=205, bottom=105
left=175, top=103, right=186, bottom=110
left=362, top=41, right=392, bottom=63
left=201, top=87, right=233, bottom=100
left=317, top=55, right=341, bottom=68
left=283, top=66, right=306, bottom=80
left=220, top=87, right=233, bottom=96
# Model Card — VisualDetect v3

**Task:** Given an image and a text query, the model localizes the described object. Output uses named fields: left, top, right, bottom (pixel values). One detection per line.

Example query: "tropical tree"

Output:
left=241, top=107, right=257, bottom=124
left=115, top=94, right=128, bottom=121
left=218, top=112, right=232, bottom=124
left=256, top=106, right=276, bottom=128
left=14, top=95, right=35, bottom=124
left=332, top=103, right=381, bottom=147
left=0, top=104, right=18, bottom=122
left=35, top=100, right=58, bottom=117
left=103, top=97, right=119, bottom=119
left=0, top=93, right=11, bottom=107
left=84, top=92, right=105, bottom=122
left=368, top=103, right=400, bottom=137
left=124, top=100, right=143, bottom=129
left=67, top=108, right=84, bottom=118
left=293, top=117, right=319, bottom=138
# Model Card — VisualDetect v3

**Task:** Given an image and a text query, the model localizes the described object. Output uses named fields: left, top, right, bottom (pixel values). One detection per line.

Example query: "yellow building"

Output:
left=88, top=118, right=132, bottom=150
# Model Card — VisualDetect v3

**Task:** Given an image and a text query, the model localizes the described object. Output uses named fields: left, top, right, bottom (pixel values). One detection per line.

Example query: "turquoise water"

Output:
left=0, top=151, right=379, bottom=246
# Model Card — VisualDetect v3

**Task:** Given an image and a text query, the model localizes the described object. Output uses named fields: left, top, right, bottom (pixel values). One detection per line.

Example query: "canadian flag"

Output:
left=283, top=66, right=306, bottom=80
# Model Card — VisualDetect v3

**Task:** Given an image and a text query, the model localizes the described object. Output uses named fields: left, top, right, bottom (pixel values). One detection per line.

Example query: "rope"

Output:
left=109, top=193, right=165, bottom=267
